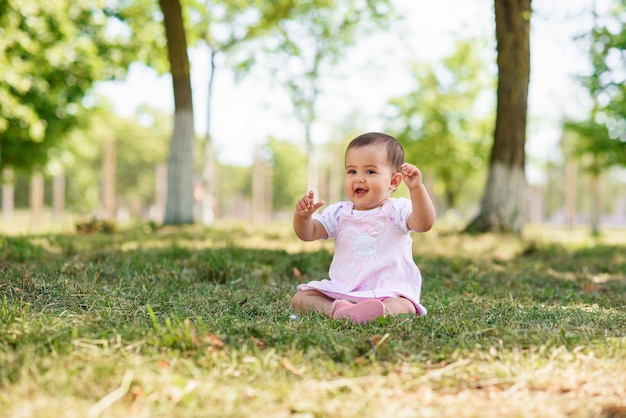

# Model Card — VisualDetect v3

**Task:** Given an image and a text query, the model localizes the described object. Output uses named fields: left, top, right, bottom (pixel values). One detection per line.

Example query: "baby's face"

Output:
left=343, top=144, right=399, bottom=211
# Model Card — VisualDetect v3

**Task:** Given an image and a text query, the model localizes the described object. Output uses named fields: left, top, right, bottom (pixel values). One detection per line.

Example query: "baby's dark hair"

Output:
left=346, top=132, right=404, bottom=172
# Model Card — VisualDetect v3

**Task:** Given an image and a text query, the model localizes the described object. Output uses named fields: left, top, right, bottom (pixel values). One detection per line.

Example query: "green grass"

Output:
left=0, top=223, right=625, bottom=417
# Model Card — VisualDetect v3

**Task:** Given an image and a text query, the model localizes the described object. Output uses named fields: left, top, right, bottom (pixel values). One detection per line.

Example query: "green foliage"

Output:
left=386, top=39, right=495, bottom=213
left=563, top=118, right=620, bottom=174
left=0, top=236, right=45, bottom=261
left=264, top=136, right=307, bottom=212
left=104, top=0, right=167, bottom=70
left=573, top=0, right=626, bottom=168
left=253, top=0, right=394, bottom=142
left=0, top=0, right=134, bottom=173
left=62, top=103, right=170, bottom=216
left=215, top=164, right=252, bottom=217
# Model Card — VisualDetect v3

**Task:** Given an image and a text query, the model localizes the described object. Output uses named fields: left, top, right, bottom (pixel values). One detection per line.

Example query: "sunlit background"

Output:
left=1, top=0, right=625, bottom=234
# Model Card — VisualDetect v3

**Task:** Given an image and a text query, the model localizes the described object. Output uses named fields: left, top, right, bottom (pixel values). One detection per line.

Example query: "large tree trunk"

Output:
left=466, top=0, right=531, bottom=234
left=159, top=0, right=196, bottom=225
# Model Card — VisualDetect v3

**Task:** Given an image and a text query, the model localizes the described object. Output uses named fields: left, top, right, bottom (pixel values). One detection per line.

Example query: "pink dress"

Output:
left=297, top=198, right=427, bottom=315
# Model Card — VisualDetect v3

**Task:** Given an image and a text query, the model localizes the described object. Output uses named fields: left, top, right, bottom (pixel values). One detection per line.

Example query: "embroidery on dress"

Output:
left=346, top=219, right=387, bottom=258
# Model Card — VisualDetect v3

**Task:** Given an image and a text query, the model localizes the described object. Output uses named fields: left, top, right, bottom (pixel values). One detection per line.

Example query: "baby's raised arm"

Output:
left=401, top=163, right=436, bottom=232
left=293, top=190, right=328, bottom=241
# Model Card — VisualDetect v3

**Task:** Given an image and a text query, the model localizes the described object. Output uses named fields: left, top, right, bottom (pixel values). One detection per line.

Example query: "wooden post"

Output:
left=329, top=141, right=342, bottom=203
left=52, top=171, right=65, bottom=221
left=2, top=167, right=14, bottom=221
left=154, top=162, right=167, bottom=222
left=30, top=170, right=44, bottom=224
left=103, top=140, right=116, bottom=220
left=252, top=147, right=265, bottom=224
left=565, top=159, right=577, bottom=228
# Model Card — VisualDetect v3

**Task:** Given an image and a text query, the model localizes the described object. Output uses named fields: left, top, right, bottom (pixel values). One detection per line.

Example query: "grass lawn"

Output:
left=1, top=223, right=625, bottom=417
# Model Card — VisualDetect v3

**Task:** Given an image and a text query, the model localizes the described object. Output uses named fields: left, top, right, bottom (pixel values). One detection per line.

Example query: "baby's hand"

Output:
left=295, top=190, right=325, bottom=218
left=401, top=163, right=424, bottom=190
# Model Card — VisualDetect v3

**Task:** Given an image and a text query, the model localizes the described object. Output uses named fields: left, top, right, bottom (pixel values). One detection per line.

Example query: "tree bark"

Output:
left=466, top=0, right=531, bottom=234
left=159, top=0, right=196, bottom=225
left=200, top=49, right=217, bottom=226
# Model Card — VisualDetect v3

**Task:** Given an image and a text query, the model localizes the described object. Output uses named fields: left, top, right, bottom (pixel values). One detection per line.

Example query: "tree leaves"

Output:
left=0, top=0, right=134, bottom=173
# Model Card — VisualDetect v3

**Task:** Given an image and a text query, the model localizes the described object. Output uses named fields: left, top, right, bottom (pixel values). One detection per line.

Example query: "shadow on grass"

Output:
left=1, top=226, right=624, bottom=375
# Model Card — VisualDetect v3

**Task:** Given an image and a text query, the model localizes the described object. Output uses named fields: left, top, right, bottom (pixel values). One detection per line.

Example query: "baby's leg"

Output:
left=383, top=297, right=417, bottom=315
left=291, top=289, right=334, bottom=316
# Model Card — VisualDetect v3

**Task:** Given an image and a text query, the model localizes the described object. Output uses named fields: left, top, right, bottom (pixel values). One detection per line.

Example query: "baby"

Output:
left=292, top=132, right=436, bottom=323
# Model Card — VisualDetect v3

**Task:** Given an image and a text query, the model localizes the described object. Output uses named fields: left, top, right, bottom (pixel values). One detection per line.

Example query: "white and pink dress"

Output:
left=297, top=197, right=427, bottom=316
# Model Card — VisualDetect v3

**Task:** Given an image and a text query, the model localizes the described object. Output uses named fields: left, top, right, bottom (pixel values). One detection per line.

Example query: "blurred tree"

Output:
left=560, top=0, right=626, bottom=234
left=562, top=120, right=612, bottom=235
left=466, top=0, right=531, bottom=234
left=106, top=0, right=196, bottom=224
left=61, top=102, right=170, bottom=218
left=215, top=164, right=251, bottom=220
left=385, top=39, right=494, bottom=216
left=264, top=137, right=307, bottom=213
left=111, top=0, right=370, bottom=224
left=582, top=0, right=626, bottom=167
left=252, top=0, right=393, bottom=193
left=157, top=0, right=196, bottom=225
left=187, top=0, right=309, bottom=226
left=0, top=0, right=132, bottom=174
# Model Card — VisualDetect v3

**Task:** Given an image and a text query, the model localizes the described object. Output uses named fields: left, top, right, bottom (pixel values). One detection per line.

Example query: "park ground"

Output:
left=0, top=220, right=625, bottom=417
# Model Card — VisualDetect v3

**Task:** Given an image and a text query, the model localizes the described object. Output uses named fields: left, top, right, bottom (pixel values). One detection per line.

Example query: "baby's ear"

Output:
left=390, top=172, right=403, bottom=190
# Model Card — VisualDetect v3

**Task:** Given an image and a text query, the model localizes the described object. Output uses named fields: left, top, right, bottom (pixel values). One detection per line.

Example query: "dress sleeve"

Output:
left=312, top=202, right=345, bottom=239
left=388, top=197, right=413, bottom=234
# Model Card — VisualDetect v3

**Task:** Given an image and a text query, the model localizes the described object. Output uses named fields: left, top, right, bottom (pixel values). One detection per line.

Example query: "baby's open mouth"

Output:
left=354, top=187, right=367, bottom=195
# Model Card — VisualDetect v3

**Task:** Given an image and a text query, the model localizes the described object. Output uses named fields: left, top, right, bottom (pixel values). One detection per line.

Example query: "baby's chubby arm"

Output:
left=293, top=190, right=328, bottom=241
left=401, top=163, right=436, bottom=232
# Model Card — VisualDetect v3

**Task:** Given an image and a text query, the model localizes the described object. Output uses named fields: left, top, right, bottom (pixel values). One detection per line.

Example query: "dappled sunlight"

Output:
left=2, top=223, right=625, bottom=418
left=413, top=231, right=526, bottom=260
left=546, top=267, right=625, bottom=285
left=524, top=224, right=626, bottom=246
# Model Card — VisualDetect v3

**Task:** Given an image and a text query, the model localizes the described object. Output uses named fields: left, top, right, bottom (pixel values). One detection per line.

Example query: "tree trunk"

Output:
left=466, top=0, right=531, bottom=234
left=200, top=49, right=217, bottom=226
left=159, top=0, right=196, bottom=225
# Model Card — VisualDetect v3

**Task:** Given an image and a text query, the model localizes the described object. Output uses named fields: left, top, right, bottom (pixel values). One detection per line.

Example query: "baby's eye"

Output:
left=366, top=169, right=377, bottom=175
left=346, top=169, right=356, bottom=174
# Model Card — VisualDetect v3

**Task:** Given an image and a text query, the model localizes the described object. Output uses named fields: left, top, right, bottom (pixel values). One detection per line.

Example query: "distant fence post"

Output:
left=154, top=162, right=167, bottom=223
left=2, top=167, right=14, bottom=221
left=252, top=146, right=272, bottom=224
left=103, top=140, right=116, bottom=221
left=53, top=170, right=65, bottom=221
left=30, top=170, right=44, bottom=224
left=565, top=159, right=577, bottom=228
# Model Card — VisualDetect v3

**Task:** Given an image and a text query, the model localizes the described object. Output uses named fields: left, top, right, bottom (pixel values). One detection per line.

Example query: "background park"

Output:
left=1, top=0, right=625, bottom=417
